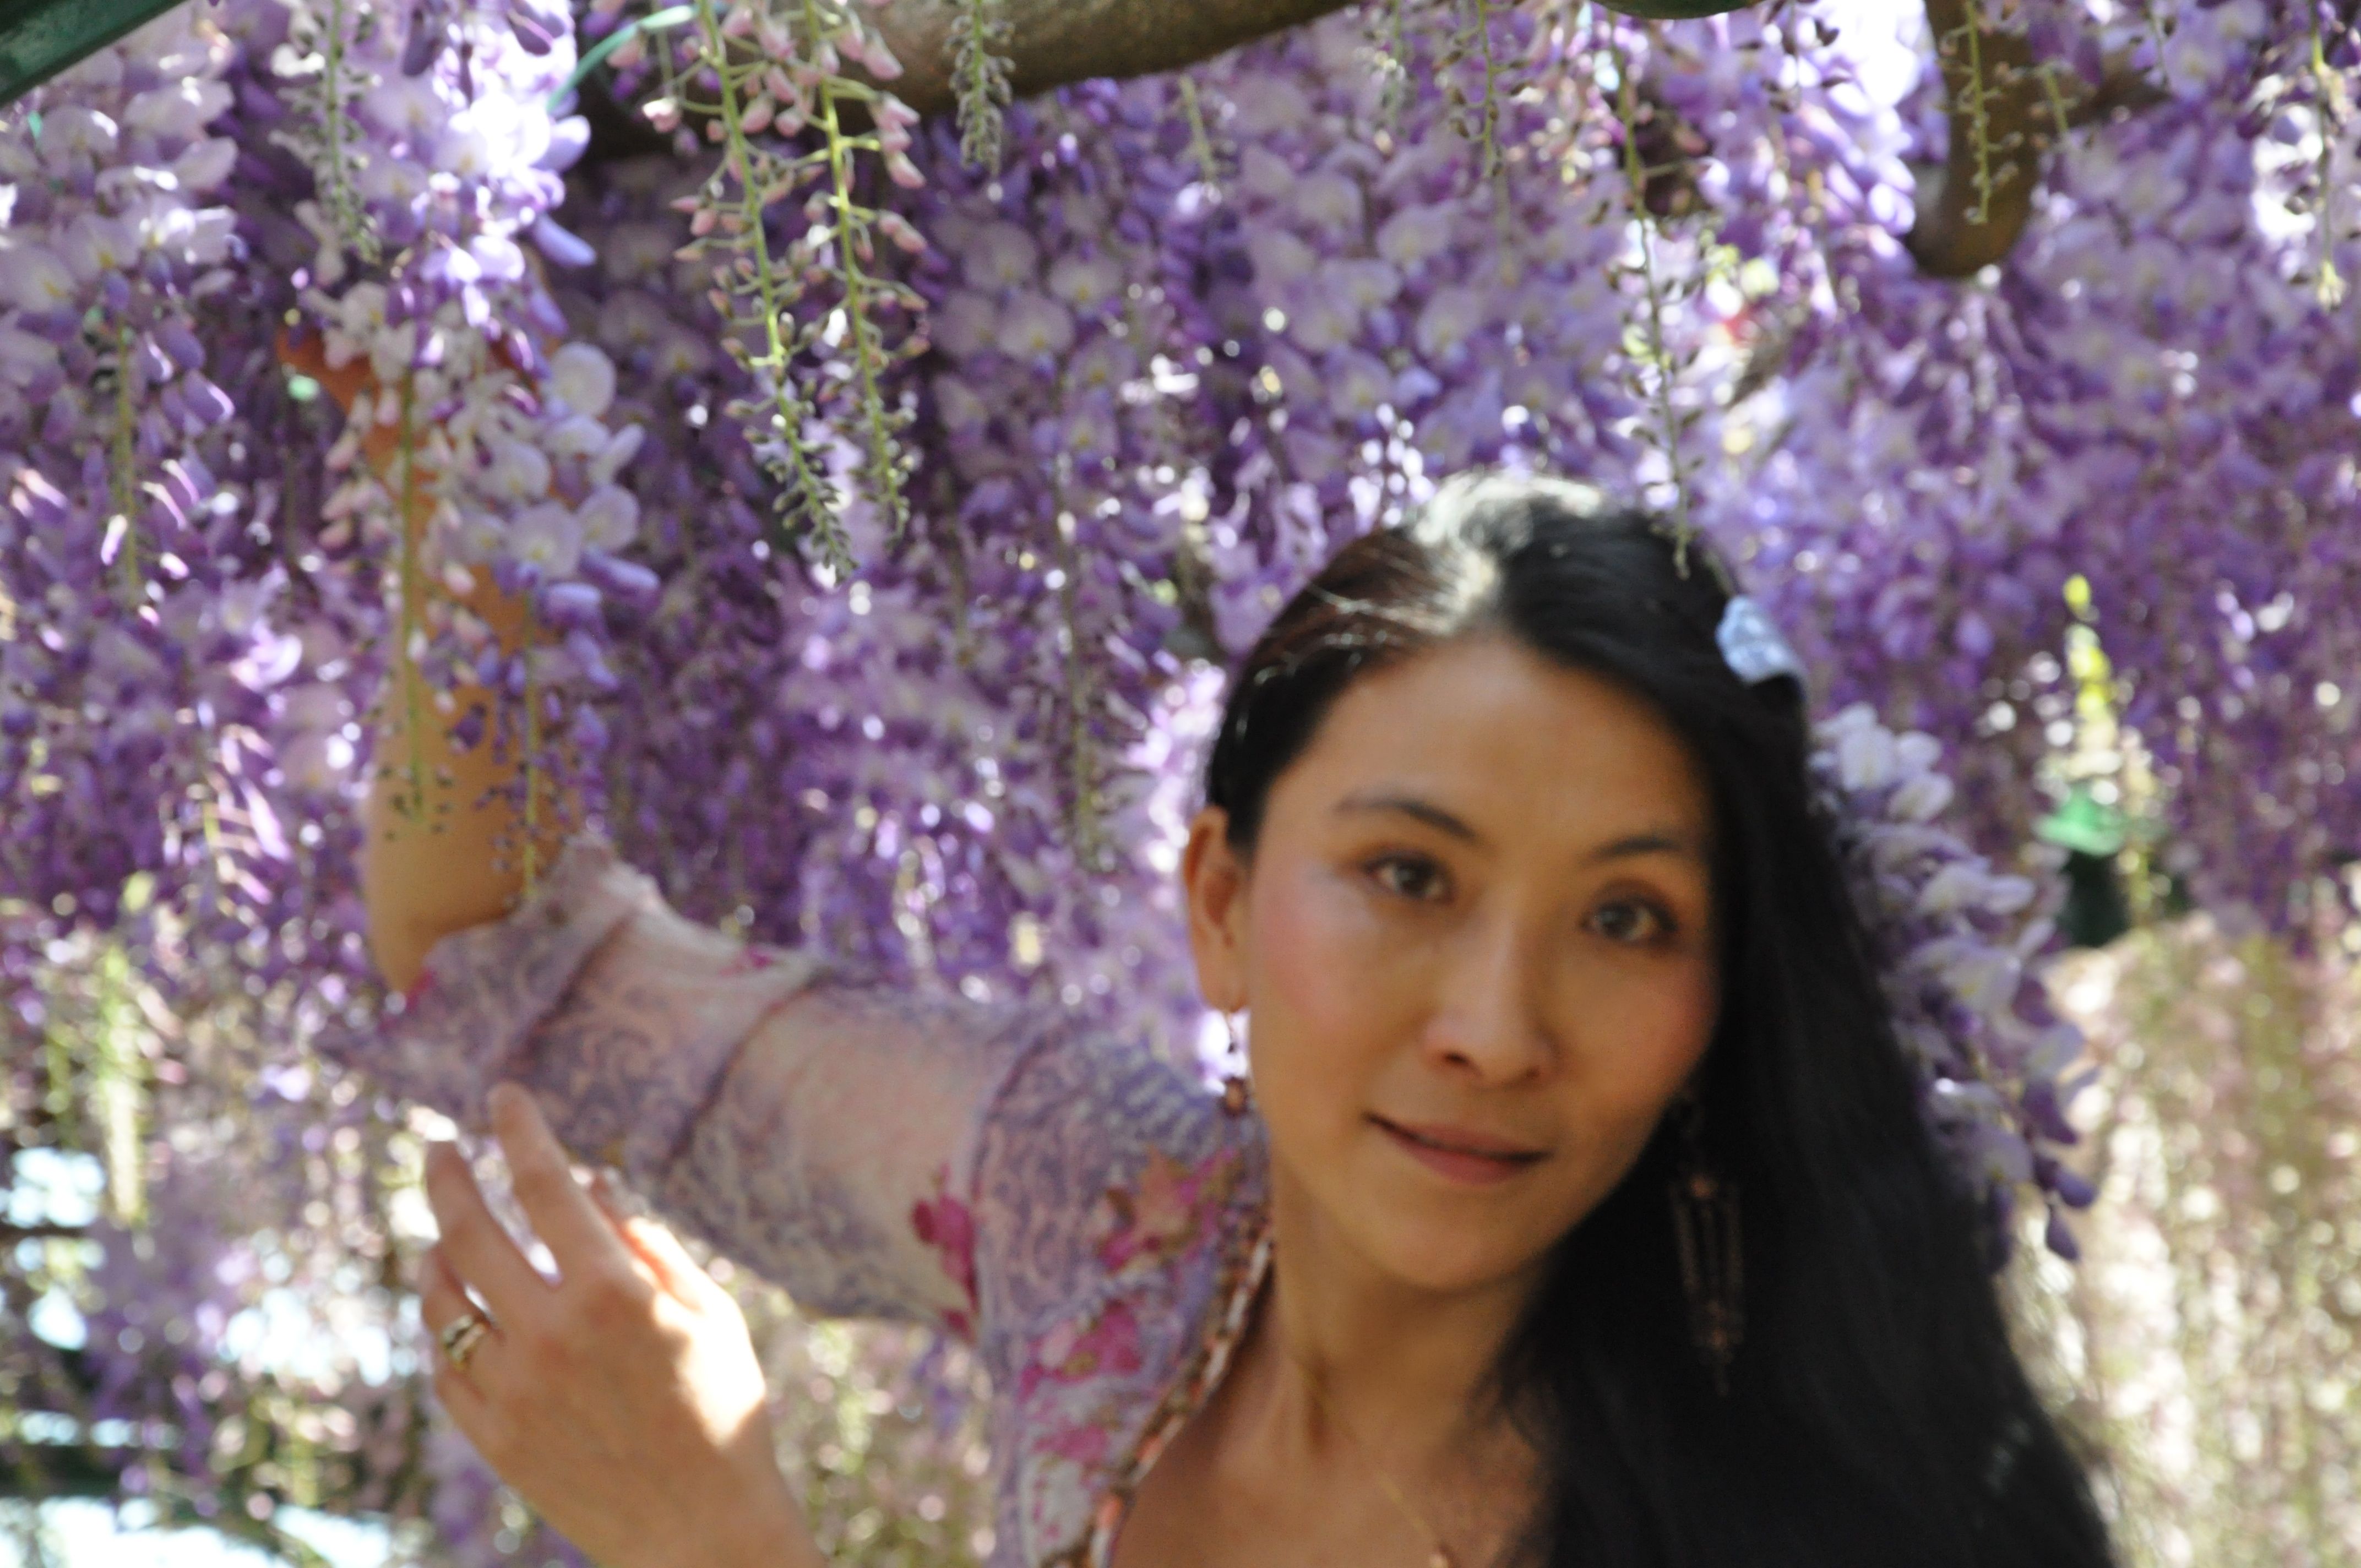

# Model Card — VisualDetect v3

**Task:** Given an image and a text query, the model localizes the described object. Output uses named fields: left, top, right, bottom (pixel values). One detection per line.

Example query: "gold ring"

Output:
left=440, top=1309, right=492, bottom=1369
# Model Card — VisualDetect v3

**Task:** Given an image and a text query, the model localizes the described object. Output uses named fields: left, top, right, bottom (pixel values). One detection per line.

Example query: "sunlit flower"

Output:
left=548, top=341, right=617, bottom=419
left=0, top=243, right=78, bottom=311
left=576, top=484, right=640, bottom=550
left=509, top=499, right=585, bottom=576
left=995, top=292, right=1075, bottom=358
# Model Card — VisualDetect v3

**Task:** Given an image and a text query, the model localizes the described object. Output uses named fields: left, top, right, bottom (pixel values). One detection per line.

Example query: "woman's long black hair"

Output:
left=1201, top=473, right=2117, bottom=1568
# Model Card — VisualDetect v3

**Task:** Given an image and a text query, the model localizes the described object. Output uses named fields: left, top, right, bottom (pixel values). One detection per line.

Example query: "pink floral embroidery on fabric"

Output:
left=365, top=835, right=1267, bottom=1567
left=1043, top=1420, right=1116, bottom=1470
left=910, top=1167, right=980, bottom=1338
left=1095, top=1146, right=1241, bottom=1275
left=1021, top=1298, right=1146, bottom=1401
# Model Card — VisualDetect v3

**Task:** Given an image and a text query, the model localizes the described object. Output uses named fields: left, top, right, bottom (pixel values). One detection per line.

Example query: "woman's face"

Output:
left=1183, top=632, right=1722, bottom=1296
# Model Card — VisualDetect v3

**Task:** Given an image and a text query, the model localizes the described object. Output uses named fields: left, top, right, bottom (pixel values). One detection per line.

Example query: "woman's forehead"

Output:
left=1277, top=635, right=1715, bottom=853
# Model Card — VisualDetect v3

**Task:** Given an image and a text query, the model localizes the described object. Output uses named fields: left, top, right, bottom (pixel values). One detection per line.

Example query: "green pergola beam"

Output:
left=0, top=0, right=188, bottom=109
left=2, top=0, right=1757, bottom=116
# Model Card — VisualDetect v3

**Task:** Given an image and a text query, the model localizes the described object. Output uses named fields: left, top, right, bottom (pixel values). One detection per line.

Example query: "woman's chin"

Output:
left=1340, top=1202, right=1559, bottom=1298
left=1275, top=1141, right=1572, bottom=1295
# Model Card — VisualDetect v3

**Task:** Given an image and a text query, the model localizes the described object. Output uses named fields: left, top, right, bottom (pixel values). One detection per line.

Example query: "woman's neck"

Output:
left=1225, top=1167, right=1545, bottom=1511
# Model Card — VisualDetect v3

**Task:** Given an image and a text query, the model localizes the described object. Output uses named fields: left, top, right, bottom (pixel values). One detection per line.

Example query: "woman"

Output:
left=356, top=474, right=2119, bottom=1568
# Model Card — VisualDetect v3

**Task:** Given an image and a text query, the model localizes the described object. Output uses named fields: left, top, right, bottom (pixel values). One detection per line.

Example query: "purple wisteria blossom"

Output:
left=12, top=0, right=2361, bottom=1552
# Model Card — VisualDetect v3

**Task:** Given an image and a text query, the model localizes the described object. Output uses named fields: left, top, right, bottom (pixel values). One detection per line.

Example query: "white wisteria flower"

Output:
left=508, top=500, right=584, bottom=578
left=547, top=341, right=617, bottom=420
left=576, top=485, right=640, bottom=551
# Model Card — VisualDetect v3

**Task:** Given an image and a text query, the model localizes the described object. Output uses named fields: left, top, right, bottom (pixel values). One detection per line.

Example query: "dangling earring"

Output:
left=1218, top=1009, right=1253, bottom=1116
left=1667, top=1091, right=1743, bottom=1395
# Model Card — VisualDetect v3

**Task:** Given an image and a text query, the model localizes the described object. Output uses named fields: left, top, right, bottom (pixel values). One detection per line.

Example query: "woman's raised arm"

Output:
left=287, top=331, right=1045, bottom=1336
left=278, top=333, right=574, bottom=993
left=357, top=836, right=1030, bottom=1338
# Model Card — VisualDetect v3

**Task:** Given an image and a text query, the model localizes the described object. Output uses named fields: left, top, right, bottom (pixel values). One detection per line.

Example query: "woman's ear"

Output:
left=1180, top=805, right=1249, bottom=1014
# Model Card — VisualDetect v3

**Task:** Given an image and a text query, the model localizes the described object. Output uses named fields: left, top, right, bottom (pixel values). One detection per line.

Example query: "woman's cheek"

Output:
left=1651, top=949, right=1721, bottom=1082
left=1541, top=957, right=1716, bottom=1162
left=1248, top=863, right=1416, bottom=1143
left=1570, top=950, right=1718, bottom=1088
left=1251, top=861, right=1405, bottom=1055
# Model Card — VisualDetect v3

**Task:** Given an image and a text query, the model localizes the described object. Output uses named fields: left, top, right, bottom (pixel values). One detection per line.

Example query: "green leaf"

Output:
left=0, top=0, right=188, bottom=108
left=2036, top=783, right=2126, bottom=858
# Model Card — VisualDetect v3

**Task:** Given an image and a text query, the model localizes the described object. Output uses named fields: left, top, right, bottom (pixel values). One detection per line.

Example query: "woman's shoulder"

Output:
left=963, top=1015, right=1269, bottom=1564
left=969, top=1012, right=1265, bottom=1320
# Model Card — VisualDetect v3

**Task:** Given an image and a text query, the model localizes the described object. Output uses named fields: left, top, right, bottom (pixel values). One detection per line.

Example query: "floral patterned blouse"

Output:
left=350, top=838, right=1273, bottom=1568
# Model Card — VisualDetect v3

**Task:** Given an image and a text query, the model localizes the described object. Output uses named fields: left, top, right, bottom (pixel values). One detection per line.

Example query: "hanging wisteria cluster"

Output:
left=1809, top=701, right=2096, bottom=1262
left=1698, top=0, right=2361, bottom=925
left=7, top=0, right=2361, bottom=1552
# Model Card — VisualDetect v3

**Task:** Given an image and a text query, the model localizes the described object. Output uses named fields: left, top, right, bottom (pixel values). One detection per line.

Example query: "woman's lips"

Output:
left=1371, top=1116, right=1548, bottom=1186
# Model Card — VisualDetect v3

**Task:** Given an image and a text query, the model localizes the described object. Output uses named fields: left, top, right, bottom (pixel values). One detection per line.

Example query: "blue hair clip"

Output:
left=1716, top=596, right=1807, bottom=692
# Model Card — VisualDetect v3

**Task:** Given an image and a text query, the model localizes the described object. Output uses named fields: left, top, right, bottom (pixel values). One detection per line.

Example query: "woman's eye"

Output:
left=1368, top=854, right=1447, bottom=902
left=1590, top=899, right=1675, bottom=944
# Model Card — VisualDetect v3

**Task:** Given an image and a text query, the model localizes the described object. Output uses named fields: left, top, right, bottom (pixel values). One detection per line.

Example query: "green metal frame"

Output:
left=1, top=0, right=192, bottom=108
left=2, top=0, right=1753, bottom=113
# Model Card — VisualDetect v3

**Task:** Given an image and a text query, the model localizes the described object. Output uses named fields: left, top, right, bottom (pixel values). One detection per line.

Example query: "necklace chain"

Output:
left=1291, top=1361, right=1459, bottom=1568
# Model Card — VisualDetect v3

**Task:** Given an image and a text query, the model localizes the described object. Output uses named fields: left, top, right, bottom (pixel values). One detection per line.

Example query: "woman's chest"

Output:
left=1099, top=1397, right=1505, bottom=1568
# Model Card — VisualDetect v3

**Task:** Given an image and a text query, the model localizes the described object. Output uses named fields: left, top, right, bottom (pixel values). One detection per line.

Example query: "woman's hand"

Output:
left=275, top=329, right=573, bottom=994
left=417, top=1083, right=822, bottom=1568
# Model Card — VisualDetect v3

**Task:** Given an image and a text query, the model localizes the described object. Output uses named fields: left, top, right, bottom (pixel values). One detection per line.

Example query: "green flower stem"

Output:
left=1613, top=40, right=1695, bottom=560
left=548, top=3, right=694, bottom=112
left=2310, top=20, right=2347, bottom=308
left=107, top=324, right=143, bottom=607
left=1955, top=0, right=1996, bottom=227
left=949, top=0, right=1012, bottom=167
left=1464, top=0, right=1505, bottom=183
left=91, top=941, right=144, bottom=1227
left=1377, top=0, right=1412, bottom=124
left=1178, top=76, right=1219, bottom=188
left=1052, top=500, right=1101, bottom=867
left=316, top=0, right=377, bottom=264
left=690, top=0, right=838, bottom=557
left=806, top=1, right=907, bottom=530
left=389, top=380, right=431, bottom=828
left=2038, top=59, right=2074, bottom=143
left=517, top=598, right=541, bottom=897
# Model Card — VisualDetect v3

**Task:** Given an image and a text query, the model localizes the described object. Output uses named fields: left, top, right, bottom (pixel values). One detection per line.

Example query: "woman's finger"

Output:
left=587, top=1172, right=730, bottom=1313
left=416, top=1242, right=481, bottom=1336
left=417, top=1246, right=507, bottom=1447
left=420, top=1246, right=503, bottom=1455
left=487, top=1083, right=646, bottom=1291
left=417, top=1243, right=503, bottom=1375
left=423, top=1138, right=550, bottom=1320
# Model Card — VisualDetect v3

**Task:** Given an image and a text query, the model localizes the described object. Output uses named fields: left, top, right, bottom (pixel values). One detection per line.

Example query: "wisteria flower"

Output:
left=995, top=292, right=1076, bottom=358
left=576, top=484, right=640, bottom=551
left=548, top=341, right=617, bottom=420
left=509, top=499, right=585, bottom=578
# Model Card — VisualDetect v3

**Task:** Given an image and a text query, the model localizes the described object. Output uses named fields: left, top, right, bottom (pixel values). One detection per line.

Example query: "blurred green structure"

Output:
left=0, top=0, right=184, bottom=105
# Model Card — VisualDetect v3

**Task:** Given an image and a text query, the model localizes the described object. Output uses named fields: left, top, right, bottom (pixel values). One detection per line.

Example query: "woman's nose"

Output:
left=1422, top=921, right=1554, bottom=1083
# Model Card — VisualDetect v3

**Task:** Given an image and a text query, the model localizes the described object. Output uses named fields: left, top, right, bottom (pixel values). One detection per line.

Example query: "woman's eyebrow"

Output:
left=1331, top=790, right=1483, bottom=843
left=1584, top=830, right=1702, bottom=867
left=1333, top=793, right=1704, bottom=867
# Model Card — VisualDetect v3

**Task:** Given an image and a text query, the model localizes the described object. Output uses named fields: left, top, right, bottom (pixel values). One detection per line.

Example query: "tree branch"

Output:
left=1907, top=0, right=2044, bottom=277
left=868, top=0, right=1348, bottom=115
left=1908, top=0, right=2169, bottom=277
left=864, top=0, right=1760, bottom=115
left=0, top=1223, right=90, bottom=1244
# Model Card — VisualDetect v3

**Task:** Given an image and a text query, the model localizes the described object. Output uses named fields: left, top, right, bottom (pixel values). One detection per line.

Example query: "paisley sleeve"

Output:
left=356, top=836, right=1042, bottom=1337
